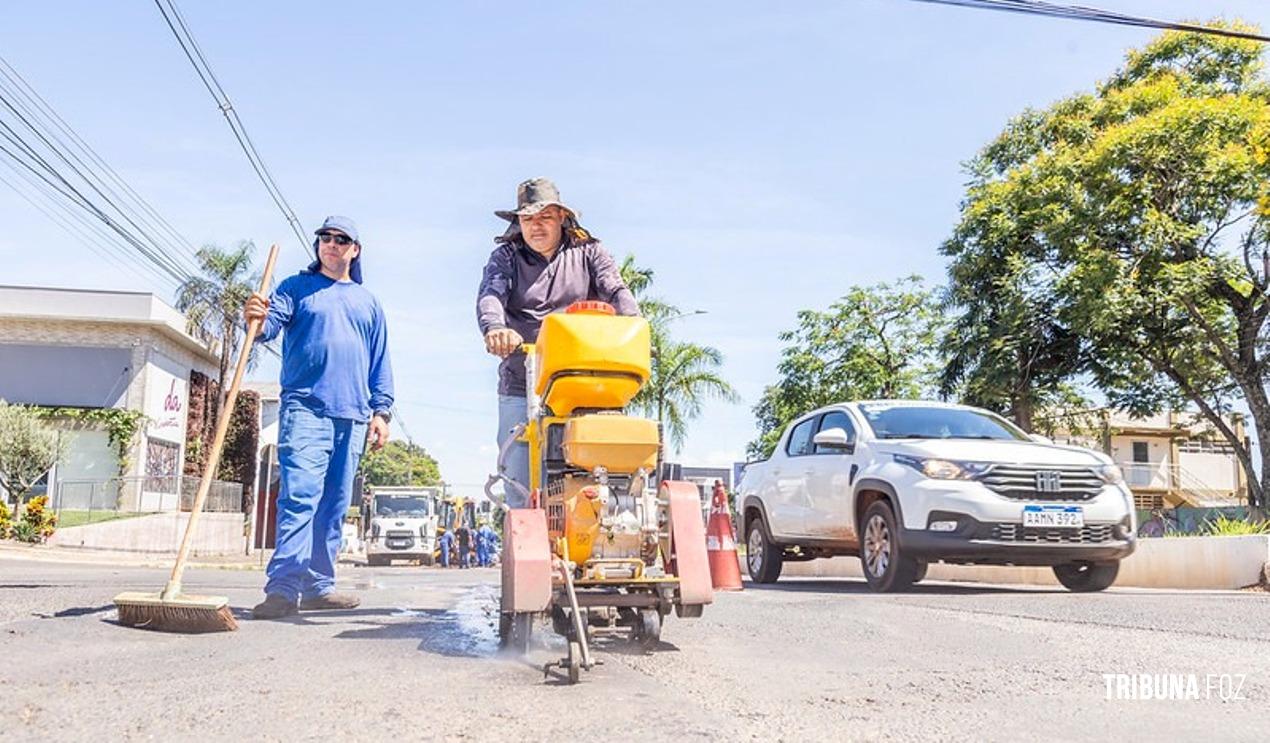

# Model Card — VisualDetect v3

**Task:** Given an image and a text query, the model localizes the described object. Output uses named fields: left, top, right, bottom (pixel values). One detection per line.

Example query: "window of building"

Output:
left=1179, top=439, right=1235, bottom=455
left=145, top=439, right=180, bottom=493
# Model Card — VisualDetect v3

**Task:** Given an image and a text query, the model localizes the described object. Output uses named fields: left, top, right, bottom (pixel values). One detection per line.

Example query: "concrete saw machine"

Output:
left=485, top=300, right=713, bottom=683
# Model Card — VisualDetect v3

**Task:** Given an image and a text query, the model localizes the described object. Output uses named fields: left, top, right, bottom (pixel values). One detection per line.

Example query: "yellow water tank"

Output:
left=563, top=415, right=659, bottom=473
left=535, top=303, right=650, bottom=415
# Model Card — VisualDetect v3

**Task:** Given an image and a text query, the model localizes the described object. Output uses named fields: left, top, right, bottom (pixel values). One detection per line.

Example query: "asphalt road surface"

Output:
left=2, top=556, right=1268, bottom=741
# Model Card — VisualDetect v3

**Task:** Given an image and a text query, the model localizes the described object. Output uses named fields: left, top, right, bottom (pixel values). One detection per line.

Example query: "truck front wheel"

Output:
left=1053, top=561, right=1119, bottom=592
left=746, top=517, right=783, bottom=584
left=860, top=501, right=919, bottom=593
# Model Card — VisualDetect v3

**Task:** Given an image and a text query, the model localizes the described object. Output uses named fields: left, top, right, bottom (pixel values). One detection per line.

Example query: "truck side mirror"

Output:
left=812, top=427, right=853, bottom=453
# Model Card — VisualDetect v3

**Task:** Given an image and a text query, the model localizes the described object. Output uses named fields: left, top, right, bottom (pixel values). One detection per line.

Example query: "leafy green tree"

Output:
left=943, top=22, right=1270, bottom=510
left=749, top=277, right=944, bottom=458
left=620, top=255, right=738, bottom=452
left=361, top=440, right=442, bottom=487
left=941, top=177, right=1086, bottom=430
left=176, top=241, right=261, bottom=422
left=0, top=401, right=64, bottom=521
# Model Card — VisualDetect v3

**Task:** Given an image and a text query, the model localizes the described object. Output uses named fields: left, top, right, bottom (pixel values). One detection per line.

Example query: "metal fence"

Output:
left=53, top=475, right=243, bottom=518
left=1116, top=462, right=1243, bottom=506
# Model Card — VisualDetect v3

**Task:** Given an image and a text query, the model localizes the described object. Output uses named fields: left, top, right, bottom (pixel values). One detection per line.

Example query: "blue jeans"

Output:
left=265, top=402, right=367, bottom=602
left=497, top=394, right=531, bottom=508
left=439, top=534, right=453, bottom=567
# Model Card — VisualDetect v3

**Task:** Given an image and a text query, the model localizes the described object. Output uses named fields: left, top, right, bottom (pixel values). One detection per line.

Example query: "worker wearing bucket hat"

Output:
left=476, top=178, right=639, bottom=505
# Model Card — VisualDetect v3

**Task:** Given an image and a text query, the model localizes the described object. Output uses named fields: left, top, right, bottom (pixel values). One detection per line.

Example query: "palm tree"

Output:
left=620, top=253, right=738, bottom=452
left=619, top=254, right=654, bottom=297
left=620, top=254, right=676, bottom=321
left=175, top=241, right=261, bottom=422
left=633, top=338, right=738, bottom=452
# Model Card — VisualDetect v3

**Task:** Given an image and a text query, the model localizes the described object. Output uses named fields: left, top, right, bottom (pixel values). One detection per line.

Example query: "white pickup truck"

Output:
left=736, top=401, right=1136, bottom=592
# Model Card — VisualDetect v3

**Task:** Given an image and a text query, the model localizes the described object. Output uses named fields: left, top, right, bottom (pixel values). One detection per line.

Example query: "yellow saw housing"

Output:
left=498, top=301, right=713, bottom=679
left=562, top=415, right=659, bottom=473
left=534, top=310, right=650, bottom=415
left=528, top=306, right=661, bottom=568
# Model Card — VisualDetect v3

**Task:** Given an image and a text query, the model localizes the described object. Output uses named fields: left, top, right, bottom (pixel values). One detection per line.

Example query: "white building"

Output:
left=660, top=462, right=735, bottom=518
left=1043, top=408, right=1248, bottom=509
left=0, top=285, right=220, bottom=511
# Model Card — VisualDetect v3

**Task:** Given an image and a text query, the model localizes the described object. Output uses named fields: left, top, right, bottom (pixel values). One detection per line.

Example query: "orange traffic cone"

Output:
left=705, top=481, right=743, bottom=591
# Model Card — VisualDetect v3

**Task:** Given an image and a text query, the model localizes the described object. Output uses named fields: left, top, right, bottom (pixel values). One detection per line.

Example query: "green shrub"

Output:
left=15, top=495, right=57, bottom=543
left=1203, top=514, right=1270, bottom=537
left=0, top=499, right=12, bottom=539
left=12, top=520, right=38, bottom=543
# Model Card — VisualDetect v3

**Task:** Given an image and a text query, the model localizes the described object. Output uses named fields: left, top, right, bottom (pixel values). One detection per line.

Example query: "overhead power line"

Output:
left=153, top=0, right=310, bottom=257
left=0, top=163, right=176, bottom=290
left=0, top=121, right=193, bottom=285
left=0, top=54, right=282, bottom=362
left=0, top=60, right=206, bottom=284
left=907, top=0, right=1270, bottom=43
left=0, top=55, right=204, bottom=265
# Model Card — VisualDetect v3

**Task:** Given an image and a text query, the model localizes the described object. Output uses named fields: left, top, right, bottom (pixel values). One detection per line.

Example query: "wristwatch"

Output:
left=373, top=409, right=392, bottom=423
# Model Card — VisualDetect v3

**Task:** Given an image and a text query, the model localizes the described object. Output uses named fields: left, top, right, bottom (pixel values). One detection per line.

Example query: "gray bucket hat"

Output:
left=495, top=177, right=579, bottom=222
left=495, top=177, right=595, bottom=244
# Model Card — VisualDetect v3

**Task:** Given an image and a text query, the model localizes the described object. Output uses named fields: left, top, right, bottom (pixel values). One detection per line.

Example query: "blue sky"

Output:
left=5, top=1, right=1269, bottom=496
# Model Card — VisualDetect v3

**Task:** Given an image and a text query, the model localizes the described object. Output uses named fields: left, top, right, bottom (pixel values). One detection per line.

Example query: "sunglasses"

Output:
left=318, top=232, right=354, bottom=246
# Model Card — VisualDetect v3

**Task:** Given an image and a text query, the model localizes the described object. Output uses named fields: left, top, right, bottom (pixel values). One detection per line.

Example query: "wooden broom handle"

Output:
left=167, top=243, right=280, bottom=587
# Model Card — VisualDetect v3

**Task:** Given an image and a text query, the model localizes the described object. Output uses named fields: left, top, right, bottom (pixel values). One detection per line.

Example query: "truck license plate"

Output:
left=1022, top=505, right=1083, bottom=528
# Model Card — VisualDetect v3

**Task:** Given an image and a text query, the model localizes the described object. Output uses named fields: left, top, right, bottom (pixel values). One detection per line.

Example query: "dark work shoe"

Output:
left=299, top=592, right=361, bottom=611
left=252, top=594, right=298, bottom=620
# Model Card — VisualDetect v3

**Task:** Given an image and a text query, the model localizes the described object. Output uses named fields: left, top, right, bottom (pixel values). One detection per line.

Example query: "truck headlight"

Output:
left=893, top=454, right=989, bottom=480
left=1094, top=464, right=1125, bottom=485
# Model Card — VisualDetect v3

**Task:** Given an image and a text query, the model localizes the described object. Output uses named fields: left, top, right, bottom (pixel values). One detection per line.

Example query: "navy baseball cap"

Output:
left=311, top=215, right=363, bottom=283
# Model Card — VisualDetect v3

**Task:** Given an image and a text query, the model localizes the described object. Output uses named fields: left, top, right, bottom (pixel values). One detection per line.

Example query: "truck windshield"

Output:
left=375, top=496, right=432, bottom=517
left=859, top=405, right=1028, bottom=441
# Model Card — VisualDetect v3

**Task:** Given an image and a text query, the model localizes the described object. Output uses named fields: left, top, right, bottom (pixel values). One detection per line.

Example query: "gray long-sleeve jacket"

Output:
left=476, top=239, right=639, bottom=396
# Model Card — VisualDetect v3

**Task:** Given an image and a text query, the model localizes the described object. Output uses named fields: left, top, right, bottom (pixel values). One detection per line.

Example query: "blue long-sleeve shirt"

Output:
left=257, top=271, right=394, bottom=422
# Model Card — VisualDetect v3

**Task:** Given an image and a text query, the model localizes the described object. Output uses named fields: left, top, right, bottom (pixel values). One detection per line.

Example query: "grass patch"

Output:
left=56, top=510, right=149, bottom=529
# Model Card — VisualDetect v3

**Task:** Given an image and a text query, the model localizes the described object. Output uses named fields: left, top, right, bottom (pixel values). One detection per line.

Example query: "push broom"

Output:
left=114, top=243, right=279, bottom=633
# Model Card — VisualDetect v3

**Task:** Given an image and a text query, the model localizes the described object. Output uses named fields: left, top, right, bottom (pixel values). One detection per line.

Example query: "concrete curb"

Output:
left=781, top=535, right=1270, bottom=590
left=47, top=512, right=247, bottom=555
left=0, top=543, right=375, bottom=572
left=0, top=542, right=265, bottom=571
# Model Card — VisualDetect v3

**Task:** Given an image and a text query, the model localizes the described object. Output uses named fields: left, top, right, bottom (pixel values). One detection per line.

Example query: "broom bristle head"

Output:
left=113, top=592, right=238, bottom=633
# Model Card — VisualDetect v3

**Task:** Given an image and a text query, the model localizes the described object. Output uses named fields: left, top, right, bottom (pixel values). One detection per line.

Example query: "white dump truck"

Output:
left=365, top=486, right=442, bottom=567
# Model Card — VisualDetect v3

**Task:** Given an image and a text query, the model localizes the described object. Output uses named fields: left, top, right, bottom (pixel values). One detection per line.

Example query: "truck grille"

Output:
left=988, top=523, right=1117, bottom=544
left=979, top=465, right=1103, bottom=502
left=385, top=530, right=415, bottom=550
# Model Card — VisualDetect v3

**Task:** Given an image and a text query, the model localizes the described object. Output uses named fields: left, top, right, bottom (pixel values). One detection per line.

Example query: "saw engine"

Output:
left=547, top=468, right=662, bottom=579
left=546, top=409, right=666, bottom=579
